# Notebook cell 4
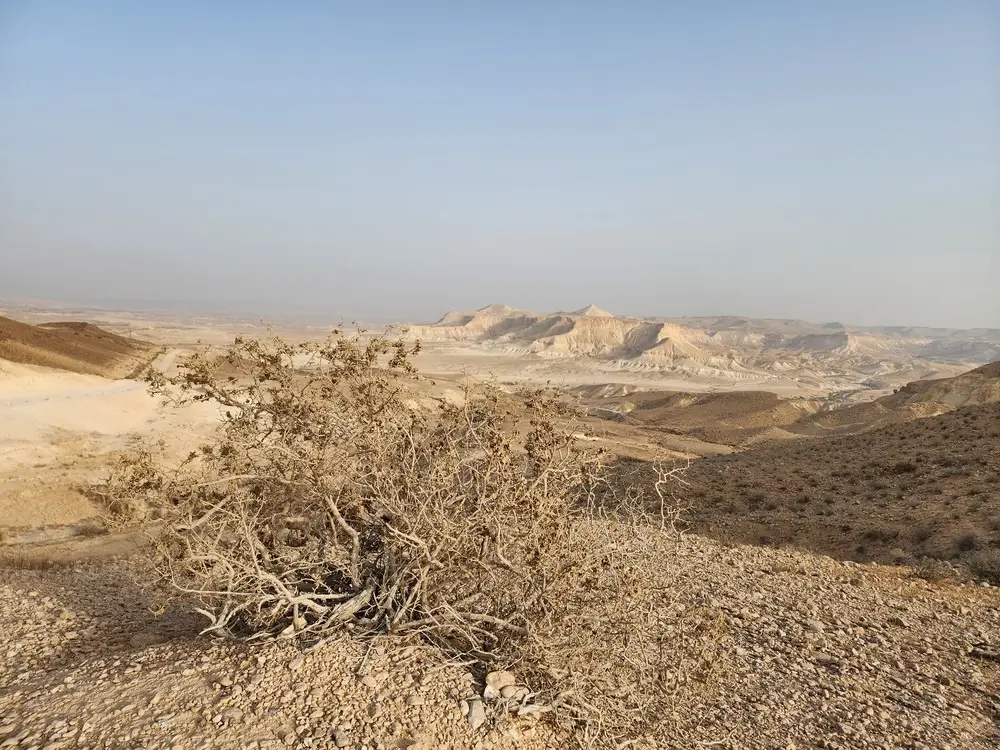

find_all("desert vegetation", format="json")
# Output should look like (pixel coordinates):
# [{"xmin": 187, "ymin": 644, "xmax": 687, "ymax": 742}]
[{"xmin": 95, "ymin": 330, "xmax": 697, "ymax": 745}]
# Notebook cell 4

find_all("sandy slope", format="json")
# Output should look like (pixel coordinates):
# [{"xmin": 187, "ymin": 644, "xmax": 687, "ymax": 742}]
[{"xmin": 0, "ymin": 351, "xmax": 218, "ymax": 532}]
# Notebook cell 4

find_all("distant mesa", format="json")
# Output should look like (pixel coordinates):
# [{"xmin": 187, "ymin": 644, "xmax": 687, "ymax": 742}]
[
  {"xmin": 408, "ymin": 305, "xmax": 1000, "ymax": 377},
  {"xmin": 476, "ymin": 304, "xmax": 523, "ymax": 316},
  {"xmin": 571, "ymin": 304, "xmax": 614, "ymax": 318}
]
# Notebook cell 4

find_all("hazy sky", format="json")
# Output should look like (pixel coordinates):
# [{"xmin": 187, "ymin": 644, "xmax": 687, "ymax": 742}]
[{"xmin": 1, "ymin": 2, "xmax": 998, "ymax": 327}]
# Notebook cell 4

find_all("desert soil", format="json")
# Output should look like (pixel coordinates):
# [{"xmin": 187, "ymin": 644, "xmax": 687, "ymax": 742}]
[
  {"xmin": 2, "ymin": 530, "xmax": 998, "ymax": 749},
  {"xmin": 0, "ymin": 350, "xmax": 218, "ymax": 538}
]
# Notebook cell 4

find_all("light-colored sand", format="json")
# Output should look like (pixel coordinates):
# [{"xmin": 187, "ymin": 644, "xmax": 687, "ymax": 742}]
[
  {"xmin": 0, "ymin": 350, "xmax": 220, "ymax": 531},
  {"xmin": 0, "ymin": 360, "xmax": 112, "ymax": 398}
]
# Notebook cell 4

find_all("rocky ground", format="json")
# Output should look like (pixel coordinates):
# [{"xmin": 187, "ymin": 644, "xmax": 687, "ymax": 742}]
[{"xmin": 2, "ymin": 530, "xmax": 998, "ymax": 750}]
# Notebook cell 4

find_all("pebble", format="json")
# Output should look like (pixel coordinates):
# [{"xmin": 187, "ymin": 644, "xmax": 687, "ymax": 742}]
[
  {"xmin": 485, "ymin": 670, "xmax": 516, "ymax": 691},
  {"xmin": 500, "ymin": 685, "xmax": 527, "ymax": 701},
  {"xmin": 467, "ymin": 699, "xmax": 487, "ymax": 731}
]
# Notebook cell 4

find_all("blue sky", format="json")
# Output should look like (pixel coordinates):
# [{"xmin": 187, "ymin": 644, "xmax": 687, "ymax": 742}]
[{"xmin": 1, "ymin": 1, "xmax": 998, "ymax": 326}]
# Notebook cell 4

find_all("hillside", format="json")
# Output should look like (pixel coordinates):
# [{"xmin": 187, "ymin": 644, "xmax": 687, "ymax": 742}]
[
  {"xmin": 585, "ymin": 363, "xmax": 1000, "ymax": 571},
  {"xmin": 881, "ymin": 361, "xmax": 1000, "ymax": 407},
  {"xmin": 641, "ymin": 402, "xmax": 1000, "ymax": 568},
  {"xmin": 575, "ymin": 360, "xmax": 1000, "ymax": 451},
  {"xmin": 791, "ymin": 361, "xmax": 1000, "ymax": 437},
  {"xmin": 0, "ymin": 316, "xmax": 156, "ymax": 378},
  {"xmin": 575, "ymin": 387, "xmax": 822, "ymax": 446}
]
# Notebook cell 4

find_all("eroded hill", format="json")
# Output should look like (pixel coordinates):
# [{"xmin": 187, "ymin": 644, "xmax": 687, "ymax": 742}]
[{"xmin": 409, "ymin": 304, "xmax": 998, "ymax": 398}]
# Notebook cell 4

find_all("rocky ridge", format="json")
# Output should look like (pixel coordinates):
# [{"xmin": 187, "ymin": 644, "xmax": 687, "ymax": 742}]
[{"xmin": 406, "ymin": 306, "xmax": 998, "ymax": 394}]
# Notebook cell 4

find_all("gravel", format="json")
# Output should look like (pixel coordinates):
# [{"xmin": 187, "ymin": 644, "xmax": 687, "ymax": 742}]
[{"xmin": 1, "ymin": 532, "xmax": 998, "ymax": 749}]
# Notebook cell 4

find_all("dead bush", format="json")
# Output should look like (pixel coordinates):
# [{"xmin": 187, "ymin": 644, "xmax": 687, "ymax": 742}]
[
  {"xmin": 965, "ymin": 549, "xmax": 1000, "ymax": 585},
  {"xmin": 96, "ymin": 330, "xmax": 690, "ymax": 744}
]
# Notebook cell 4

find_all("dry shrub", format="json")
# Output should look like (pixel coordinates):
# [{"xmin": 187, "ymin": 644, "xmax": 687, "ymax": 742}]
[
  {"xmin": 95, "ymin": 445, "xmax": 167, "ymax": 528},
  {"xmin": 0, "ymin": 551, "xmax": 77, "ymax": 571},
  {"xmin": 98, "ymin": 330, "xmax": 694, "ymax": 744},
  {"xmin": 913, "ymin": 557, "xmax": 960, "ymax": 582},
  {"xmin": 965, "ymin": 549, "xmax": 1000, "ymax": 584},
  {"xmin": 954, "ymin": 531, "xmax": 981, "ymax": 553}
]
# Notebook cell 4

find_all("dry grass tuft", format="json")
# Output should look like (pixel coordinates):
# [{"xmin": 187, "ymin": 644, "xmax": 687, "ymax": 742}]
[{"xmin": 0, "ymin": 550, "xmax": 79, "ymax": 570}]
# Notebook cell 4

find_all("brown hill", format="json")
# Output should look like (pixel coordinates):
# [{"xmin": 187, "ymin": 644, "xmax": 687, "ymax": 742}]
[
  {"xmin": 881, "ymin": 360, "xmax": 1000, "ymax": 408},
  {"xmin": 0, "ymin": 316, "xmax": 157, "ymax": 377},
  {"xmin": 791, "ymin": 361, "xmax": 1000, "ymax": 437},
  {"xmin": 579, "ymin": 388, "xmax": 821, "ymax": 446},
  {"xmin": 629, "ymin": 402, "xmax": 1000, "ymax": 569}
]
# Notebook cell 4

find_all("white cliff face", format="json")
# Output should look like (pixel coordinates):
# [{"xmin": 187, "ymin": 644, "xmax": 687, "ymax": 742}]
[{"xmin": 406, "ymin": 306, "xmax": 1000, "ymax": 390}]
